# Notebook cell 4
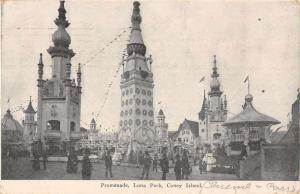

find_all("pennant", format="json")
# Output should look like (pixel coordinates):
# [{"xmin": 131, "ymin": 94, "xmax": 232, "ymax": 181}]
[
  {"xmin": 244, "ymin": 75, "xmax": 249, "ymax": 83},
  {"xmin": 199, "ymin": 76, "xmax": 205, "ymax": 83}
]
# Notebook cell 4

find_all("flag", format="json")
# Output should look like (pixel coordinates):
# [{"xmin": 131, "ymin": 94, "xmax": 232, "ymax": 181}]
[
  {"xmin": 261, "ymin": 89, "xmax": 265, "ymax": 93},
  {"xmin": 158, "ymin": 101, "xmax": 162, "ymax": 104},
  {"xmin": 244, "ymin": 75, "xmax": 249, "ymax": 83},
  {"xmin": 199, "ymin": 76, "xmax": 205, "ymax": 83}
]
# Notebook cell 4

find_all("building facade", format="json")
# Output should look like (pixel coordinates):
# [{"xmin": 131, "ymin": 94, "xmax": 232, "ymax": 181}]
[
  {"xmin": 36, "ymin": 0, "xmax": 82, "ymax": 154},
  {"xmin": 172, "ymin": 119, "xmax": 200, "ymax": 154},
  {"xmin": 198, "ymin": 55, "xmax": 228, "ymax": 147},
  {"xmin": 118, "ymin": 1, "xmax": 155, "ymax": 156}
]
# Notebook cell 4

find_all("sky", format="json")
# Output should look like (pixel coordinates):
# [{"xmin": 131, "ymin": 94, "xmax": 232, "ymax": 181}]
[{"xmin": 1, "ymin": 0, "xmax": 299, "ymax": 132}]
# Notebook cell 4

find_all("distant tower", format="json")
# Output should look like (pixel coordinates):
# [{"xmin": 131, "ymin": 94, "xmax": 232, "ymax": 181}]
[
  {"xmin": 36, "ymin": 0, "xmax": 82, "ymax": 153},
  {"xmin": 199, "ymin": 55, "xmax": 227, "ymax": 146},
  {"xmin": 118, "ymin": 1, "xmax": 155, "ymax": 154},
  {"xmin": 90, "ymin": 118, "xmax": 96, "ymax": 131},
  {"xmin": 155, "ymin": 109, "xmax": 169, "ymax": 142},
  {"xmin": 23, "ymin": 96, "xmax": 37, "ymax": 147}
]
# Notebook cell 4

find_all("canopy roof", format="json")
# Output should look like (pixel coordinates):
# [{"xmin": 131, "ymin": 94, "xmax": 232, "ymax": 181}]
[{"xmin": 223, "ymin": 94, "xmax": 280, "ymax": 126}]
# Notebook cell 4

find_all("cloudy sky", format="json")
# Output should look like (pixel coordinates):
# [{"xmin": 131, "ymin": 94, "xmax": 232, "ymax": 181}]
[{"xmin": 2, "ymin": 0, "xmax": 299, "ymax": 132}]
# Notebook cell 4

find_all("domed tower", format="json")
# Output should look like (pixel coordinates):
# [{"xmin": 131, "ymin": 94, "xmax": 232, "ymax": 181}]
[
  {"xmin": 204, "ymin": 55, "xmax": 228, "ymax": 146},
  {"xmin": 118, "ymin": 1, "xmax": 155, "ymax": 154},
  {"xmin": 23, "ymin": 96, "xmax": 37, "ymax": 146},
  {"xmin": 36, "ymin": 0, "xmax": 82, "ymax": 154}
]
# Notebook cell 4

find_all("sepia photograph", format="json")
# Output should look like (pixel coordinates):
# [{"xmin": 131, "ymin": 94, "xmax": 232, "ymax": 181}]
[{"xmin": 1, "ymin": 0, "xmax": 299, "ymax": 182}]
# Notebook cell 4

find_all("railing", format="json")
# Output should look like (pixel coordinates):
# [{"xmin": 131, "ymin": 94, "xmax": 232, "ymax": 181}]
[
  {"xmin": 231, "ymin": 133, "xmax": 260, "ymax": 142},
  {"xmin": 231, "ymin": 134, "xmax": 245, "ymax": 142},
  {"xmin": 70, "ymin": 131, "xmax": 83, "ymax": 140},
  {"xmin": 44, "ymin": 129, "xmax": 62, "ymax": 139}
]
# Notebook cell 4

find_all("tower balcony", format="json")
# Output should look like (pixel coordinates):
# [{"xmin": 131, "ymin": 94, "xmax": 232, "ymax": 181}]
[
  {"xmin": 70, "ymin": 131, "xmax": 83, "ymax": 140},
  {"xmin": 44, "ymin": 129, "xmax": 62, "ymax": 140}
]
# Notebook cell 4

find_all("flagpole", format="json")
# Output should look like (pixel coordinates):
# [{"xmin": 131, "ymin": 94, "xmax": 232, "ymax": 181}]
[{"xmin": 248, "ymin": 76, "xmax": 250, "ymax": 94}]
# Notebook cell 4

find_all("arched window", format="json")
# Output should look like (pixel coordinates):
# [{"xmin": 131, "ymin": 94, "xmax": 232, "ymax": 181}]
[
  {"xmin": 70, "ymin": 122, "xmax": 76, "ymax": 132},
  {"xmin": 47, "ymin": 120, "xmax": 60, "ymax": 131}
]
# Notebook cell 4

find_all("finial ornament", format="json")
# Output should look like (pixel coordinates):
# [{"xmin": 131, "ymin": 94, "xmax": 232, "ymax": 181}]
[
  {"xmin": 131, "ymin": 1, "xmax": 142, "ymax": 29},
  {"xmin": 38, "ymin": 53, "xmax": 44, "ymax": 80},
  {"xmin": 55, "ymin": 0, "xmax": 70, "ymax": 27}
]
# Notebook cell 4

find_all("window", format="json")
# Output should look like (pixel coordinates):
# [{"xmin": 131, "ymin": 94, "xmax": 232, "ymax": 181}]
[
  {"xmin": 201, "ymin": 129, "xmax": 205, "ymax": 133},
  {"xmin": 70, "ymin": 122, "xmax": 75, "ymax": 132},
  {"xmin": 47, "ymin": 120, "xmax": 60, "ymax": 131}
]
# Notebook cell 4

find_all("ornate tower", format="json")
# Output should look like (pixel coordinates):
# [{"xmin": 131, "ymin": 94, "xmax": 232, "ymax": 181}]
[
  {"xmin": 23, "ymin": 96, "xmax": 37, "ymax": 147},
  {"xmin": 36, "ymin": 0, "xmax": 82, "ymax": 153},
  {"xmin": 118, "ymin": 1, "xmax": 155, "ymax": 154},
  {"xmin": 199, "ymin": 55, "xmax": 227, "ymax": 146},
  {"xmin": 155, "ymin": 109, "xmax": 169, "ymax": 142}
]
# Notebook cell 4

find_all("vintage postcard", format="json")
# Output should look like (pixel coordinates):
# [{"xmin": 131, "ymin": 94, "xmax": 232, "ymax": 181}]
[{"xmin": 0, "ymin": 0, "xmax": 299, "ymax": 193}]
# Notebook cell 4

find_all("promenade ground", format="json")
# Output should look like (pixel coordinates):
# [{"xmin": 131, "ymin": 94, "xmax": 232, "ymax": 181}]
[{"xmin": 2, "ymin": 157, "xmax": 237, "ymax": 180}]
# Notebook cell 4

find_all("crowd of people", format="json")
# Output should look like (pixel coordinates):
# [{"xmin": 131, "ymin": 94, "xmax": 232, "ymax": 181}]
[{"xmin": 27, "ymin": 142, "xmax": 224, "ymax": 180}]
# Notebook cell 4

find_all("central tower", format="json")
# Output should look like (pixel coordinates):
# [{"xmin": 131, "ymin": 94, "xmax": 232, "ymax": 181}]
[{"xmin": 118, "ymin": 1, "xmax": 155, "ymax": 155}]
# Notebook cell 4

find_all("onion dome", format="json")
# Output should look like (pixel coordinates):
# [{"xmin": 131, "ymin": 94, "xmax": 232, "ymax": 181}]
[
  {"xmin": 1, "ymin": 109, "xmax": 24, "ymax": 132},
  {"xmin": 223, "ymin": 94, "xmax": 280, "ymax": 126},
  {"xmin": 127, "ymin": 1, "xmax": 146, "ymax": 56},
  {"xmin": 24, "ymin": 96, "xmax": 36, "ymax": 114},
  {"xmin": 52, "ymin": 0, "xmax": 71, "ymax": 48},
  {"xmin": 52, "ymin": 26, "xmax": 71, "ymax": 47}
]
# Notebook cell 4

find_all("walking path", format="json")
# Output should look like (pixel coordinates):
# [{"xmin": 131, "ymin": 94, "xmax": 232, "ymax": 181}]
[{"xmin": 2, "ymin": 158, "xmax": 237, "ymax": 180}]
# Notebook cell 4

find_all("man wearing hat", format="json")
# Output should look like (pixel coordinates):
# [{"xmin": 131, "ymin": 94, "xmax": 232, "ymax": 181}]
[{"xmin": 141, "ymin": 151, "xmax": 151, "ymax": 179}]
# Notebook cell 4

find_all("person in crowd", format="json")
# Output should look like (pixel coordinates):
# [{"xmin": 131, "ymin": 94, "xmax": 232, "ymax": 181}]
[
  {"xmin": 141, "ymin": 151, "xmax": 151, "ymax": 179},
  {"xmin": 31, "ymin": 141, "xmax": 41, "ymax": 171},
  {"xmin": 152, "ymin": 153, "xmax": 158, "ymax": 172},
  {"xmin": 160, "ymin": 153, "xmax": 169, "ymax": 180},
  {"xmin": 67, "ymin": 148, "xmax": 78, "ymax": 173},
  {"xmin": 198, "ymin": 155, "xmax": 203, "ymax": 174},
  {"xmin": 104, "ymin": 150, "xmax": 113, "ymax": 178},
  {"xmin": 42, "ymin": 149, "xmax": 48, "ymax": 170},
  {"xmin": 81, "ymin": 148, "xmax": 92, "ymax": 180},
  {"xmin": 202, "ymin": 155, "xmax": 207, "ymax": 173},
  {"xmin": 174, "ymin": 154, "xmax": 182, "ymax": 180},
  {"xmin": 240, "ymin": 142, "xmax": 248, "ymax": 160},
  {"xmin": 182, "ymin": 150, "xmax": 190, "ymax": 180}
]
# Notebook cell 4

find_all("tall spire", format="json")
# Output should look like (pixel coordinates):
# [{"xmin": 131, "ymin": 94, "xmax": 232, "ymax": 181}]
[
  {"xmin": 212, "ymin": 55, "xmax": 219, "ymax": 78},
  {"xmin": 48, "ymin": 0, "xmax": 74, "ymax": 58},
  {"xmin": 77, "ymin": 63, "xmax": 82, "ymax": 87},
  {"xmin": 54, "ymin": 0, "xmax": 70, "ymax": 28},
  {"xmin": 198, "ymin": 90, "xmax": 206, "ymax": 120},
  {"xmin": 24, "ymin": 96, "xmax": 36, "ymax": 114},
  {"xmin": 209, "ymin": 55, "xmax": 222, "ymax": 94},
  {"xmin": 38, "ymin": 53, "xmax": 44, "ymax": 80},
  {"xmin": 127, "ymin": 1, "xmax": 146, "ymax": 56}
]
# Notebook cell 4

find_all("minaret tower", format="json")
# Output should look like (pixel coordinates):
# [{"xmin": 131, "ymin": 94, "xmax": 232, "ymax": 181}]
[
  {"xmin": 36, "ymin": 0, "xmax": 82, "ymax": 153},
  {"xmin": 118, "ymin": 1, "xmax": 155, "ymax": 154}
]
